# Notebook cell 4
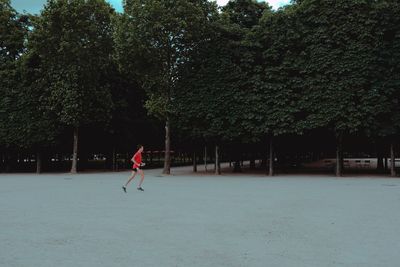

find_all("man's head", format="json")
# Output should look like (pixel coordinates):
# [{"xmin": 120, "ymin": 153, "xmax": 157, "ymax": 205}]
[{"xmin": 137, "ymin": 145, "xmax": 144, "ymax": 152}]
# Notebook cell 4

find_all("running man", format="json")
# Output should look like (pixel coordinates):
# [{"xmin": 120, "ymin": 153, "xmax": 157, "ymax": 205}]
[{"xmin": 122, "ymin": 145, "xmax": 145, "ymax": 192}]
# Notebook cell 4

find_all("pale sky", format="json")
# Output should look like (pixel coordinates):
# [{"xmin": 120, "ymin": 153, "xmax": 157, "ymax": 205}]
[{"xmin": 12, "ymin": 0, "xmax": 292, "ymax": 14}]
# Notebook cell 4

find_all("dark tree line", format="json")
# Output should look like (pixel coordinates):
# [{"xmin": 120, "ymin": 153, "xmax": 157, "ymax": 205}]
[
  {"xmin": 1, "ymin": 0, "xmax": 399, "ymax": 176},
  {"xmin": 174, "ymin": 0, "xmax": 400, "ymax": 176}
]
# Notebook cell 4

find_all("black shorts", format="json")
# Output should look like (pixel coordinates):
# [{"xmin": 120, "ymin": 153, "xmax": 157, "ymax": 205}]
[{"xmin": 132, "ymin": 167, "xmax": 140, "ymax": 172}]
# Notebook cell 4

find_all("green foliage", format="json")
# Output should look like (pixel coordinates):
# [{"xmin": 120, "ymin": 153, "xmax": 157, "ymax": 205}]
[
  {"xmin": 371, "ymin": 0, "xmax": 400, "ymax": 137},
  {"xmin": 175, "ymin": 0, "xmax": 400, "ymax": 145},
  {"xmin": 256, "ymin": 0, "xmax": 398, "ymax": 139},
  {"xmin": 0, "ymin": 0, "xmax": 27, "ymax": 64},
  {"xmin": 0, "ymin": 0, "xmax": 30, "ymax": 148},
  {"xmin": 296, "ymin": 0, "xmax": 387, "ymax": 135},
  {"xmin": 174, "ymin": 27, "xmax": 247, "ymax": 141},
  {"xmin": 222, "ymin": 0, "xmax": 268, "ymax": 29},
  {"xmin": 29, "ymin": 0, "xmax": 115, "ymax": 127},
  {"xmin": 2, "ymin": 0, "xmax": 400, "ymax": 171},
  {"xmin": 115, "ymin": 0, "xmax": 218, "ymax": 119},
  {"xmin": 3, "ymin": 52, "xmax": 61, "ymax": 149},
  {"xmin": 256, "ymin": 6, "xmax": 306, "ymax": 136},
  {"xmin": 173, "ymin": 0, "xmax": 268, "ymax": 143}
]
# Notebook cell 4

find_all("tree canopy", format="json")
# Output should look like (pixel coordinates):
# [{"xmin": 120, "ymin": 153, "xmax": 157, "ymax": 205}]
[{"xmin": 1, "ymin": 0, "xmax": 400, "ymax": 175}]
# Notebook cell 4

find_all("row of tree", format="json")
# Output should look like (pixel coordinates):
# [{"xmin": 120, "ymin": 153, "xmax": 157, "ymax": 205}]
[
  {"xmin": 1, "ymin": 0, "xmax": 399, "ymax": 176},
  {"xmin": 172, "ymin": 0, "xmax": 400, "ymax": 176},
  {"xmin": 0, "ymin": 0, "xmax": 163, "ymax": 173}
]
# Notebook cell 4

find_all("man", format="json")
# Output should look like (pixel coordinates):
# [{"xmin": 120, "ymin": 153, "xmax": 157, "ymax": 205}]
[{"xmin": 122, "ymin": 145, "xmax": 145, "ymax": 192}]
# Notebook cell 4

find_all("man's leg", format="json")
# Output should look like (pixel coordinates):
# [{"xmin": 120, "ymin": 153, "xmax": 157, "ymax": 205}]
[
  {"xmin": 123, "ymin": 171, "xmax": 137, "ymax": 192},
  {"xmin": 137, "ymin": 169, "xmax": 145, "ymax": 190}
]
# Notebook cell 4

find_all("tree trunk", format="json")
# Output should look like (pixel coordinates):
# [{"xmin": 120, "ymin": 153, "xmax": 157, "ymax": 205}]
[
  {"xmin": 163, "ymin": 118, "xmax": 171, "ymax": 174},
  {"xmin": 215, "ymin": 145, "xmax": 221, "ymax": 175},
  {"xmin": 112, "ymin": 146, "xmax": 117, "ymax": 171},
  {"xmin": 385, "ymin": 157, "xmax": 388, "ymax": 171},
  {"xmin": 233, "ymin": 148, "xmax": 242, "ymax": 173},
  {"xmin": 36, "ymin": 151, "xmax": 42, "ymax": 174},
  {"xmin": 260, "ymin": 159, "xmax": 266, "ymax": 168},
  {"xmin": 250, "ymin": 153, "xmax": 256, "ymax": 169},
  {"xmin": 233, "ymin": 160, "xmax": 241, "ymax": 172},
  {"xmin": 204, "ymin": 146, "xmax": 207, "ymax": 172},
  {"xmin": 335, "ymin": 134, "xmax": 343, "ymax": 177},
  {"xmin": 0, "ymin": 153, "xmax": 3, "ymax": 172},
  {"xmin": 193, "ymin": 151, "xmax": 197, "ymax": 172},
  {"xmin": 2, "ymin": 153, "xmax": 7, "ymax": 172},
  {"xmin": 390, "ymin": 142, "xmax": 396, "ymax": 177},
  {"xmin": 5, "ymin": 154, "xmax": 10, "ymax": 172},
  {"xmin": 377, "ymin": 154, "xmax": 384, "ymax": 171},
  {"xmin": 70, "ymin": 126, "xmax": 79, "ymax": 174},
  {"xmin": 269, "ymin": 136, "xmax": 274, "ymax": 176},
  {"xmin": 214, "ymin": 151, "xmax": 216, "ymax": 172}
]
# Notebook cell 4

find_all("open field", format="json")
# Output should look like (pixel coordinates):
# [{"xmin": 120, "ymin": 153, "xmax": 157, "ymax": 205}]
[{"xmin": 1, "ymin": 166, "xmax": 400, "ymax": 267}]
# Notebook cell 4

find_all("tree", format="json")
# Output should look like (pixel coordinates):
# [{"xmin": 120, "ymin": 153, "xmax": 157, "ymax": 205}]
[
  {"xmin": 8, "ymin": 50, "xmax": 61, "ymax": 173},
  {"xmin": 0, "ymin": 0, "xmax": 29, "ymax": 170},
  {"xmin": 29, "ymin": 0, "xmax": 115, "ymax": 173},
  {"xmin": 102, "ymin": 59, "xmax": 161, "ymax": 170},
  {"xmin": 173, "ymin": 0, "xmax": 269, "ymax": 173},
  {"xmin": 0, "ymin": 0, "xmax": 26, "ymax": 64},
  {"xmin": 115, "ymin": 0, "xmax": 218, "ymax": 174},
  {"xmin": 372, "ymin": 0, "xmax": 400, "ymax": 176},
  {"xmin": 254, "ymin": 0, "xmax": 391, "ymax": 176},
  {"xmin": 254, "ymin": 4, "xmax": 307, "ymax": 175},
  {"xmin": 296, "ymin": 0, "xmax": 391, "ymax": 176}
]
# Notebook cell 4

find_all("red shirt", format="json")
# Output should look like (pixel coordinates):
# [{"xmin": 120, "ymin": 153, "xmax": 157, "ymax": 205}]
[{"xmin": 132, "ymin": 151, "xmax": 142, "ymax": 168}]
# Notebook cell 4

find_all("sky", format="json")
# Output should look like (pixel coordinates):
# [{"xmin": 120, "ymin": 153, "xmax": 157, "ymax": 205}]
[{"xmin": 11, "ymin": 0, "xmax": 291, "ymax": 14}]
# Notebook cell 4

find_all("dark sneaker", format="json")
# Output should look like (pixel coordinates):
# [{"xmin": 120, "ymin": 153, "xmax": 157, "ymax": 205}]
[
  {"xmin": 122, "ymin": 186, "xmax": 127, "ymax": 193},
  {"xmin": 137, "ymin": 187, "xmax": 144, "ymax": 191}
]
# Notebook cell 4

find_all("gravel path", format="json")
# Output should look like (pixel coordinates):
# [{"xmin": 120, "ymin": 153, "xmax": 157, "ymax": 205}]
[{"xmin": 1, "ymin": 166, "xmax": 399, "ymax": 267}]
